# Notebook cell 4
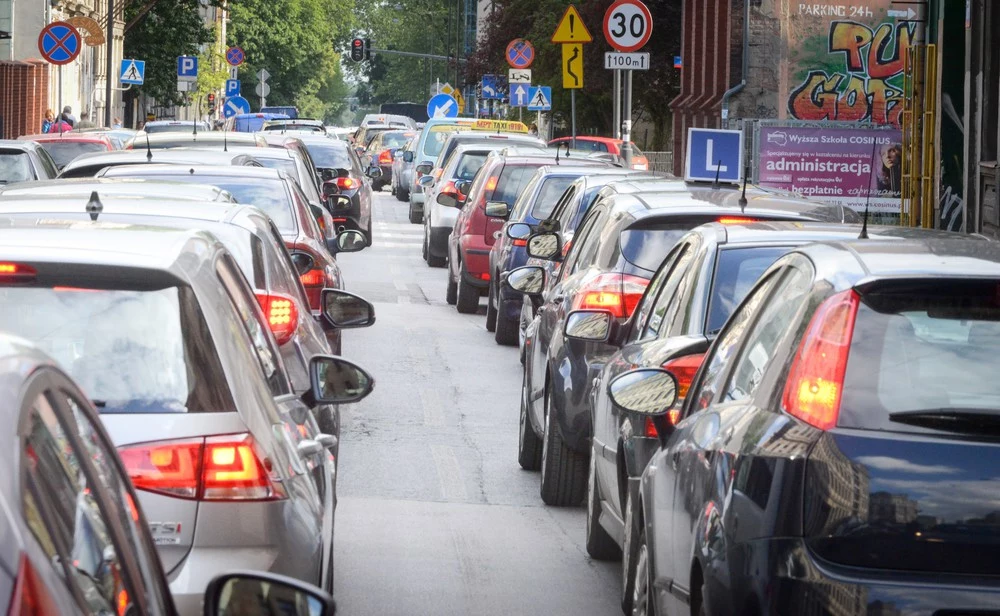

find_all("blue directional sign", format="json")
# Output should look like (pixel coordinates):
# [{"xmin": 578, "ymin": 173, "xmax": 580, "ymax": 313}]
[
  {"xmin": 510, "ymin": 83, "xmax": 530, "ymax": 108},
  {"xmin": 685, "ymin": 128, "xmax": 743, "ymax": 184},
  {"xmin": 225, "ymin": 79, "xmax": 241, "ymax": 97},
  {"xmin": 120, "ymin": 59, "xmax": 145, "ymax": 85},
  {"xmin": 223, "ymin": 95, "xmax": 251, "ymax": 118},
  {"xmin": 177, "ymin": 55, "xmax": 198, "ymax": 79},
  {"xmin": 526, "ymin": 86, "xmax": 551, "ymax": 111},
  {"xmin": 427, "ymin": 93, "xmax": 458, "ymax": 119},
  {"xmin": 481, "ymin": 74, "xmax": 502, "ymax": 100}
]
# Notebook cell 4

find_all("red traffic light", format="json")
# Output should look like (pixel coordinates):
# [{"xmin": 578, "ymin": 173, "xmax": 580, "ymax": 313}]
[
  {"xmin": 351, "ymin": 37, "xmax": 365, "ymax": 61},
  {"xmin": 207, "ymin": 93, "xmax": 216, "ymax": 102}
]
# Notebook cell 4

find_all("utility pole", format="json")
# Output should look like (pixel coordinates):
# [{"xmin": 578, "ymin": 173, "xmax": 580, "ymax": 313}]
[{"xmin": 104, "ymin": 0, "xmax": 113, "ymax": 127}]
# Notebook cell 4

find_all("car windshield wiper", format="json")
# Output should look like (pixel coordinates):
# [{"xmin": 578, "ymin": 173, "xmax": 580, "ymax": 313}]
[
  {"xmin": 888, "ymin": 408, "xmax": 1000, "ymax": 436},
  {"xmin": 90, "ymin": 399, "xmax": 106, "ymax": 408}
]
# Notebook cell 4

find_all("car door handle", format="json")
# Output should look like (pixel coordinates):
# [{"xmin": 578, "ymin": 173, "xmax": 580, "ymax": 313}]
[
  {"xmin": 316, "ymin": 433, "xmax": 338, "ymax": 451},
  {"xmin": 297, "ymin": 439, "xmax": 323, "ymax": 458}
]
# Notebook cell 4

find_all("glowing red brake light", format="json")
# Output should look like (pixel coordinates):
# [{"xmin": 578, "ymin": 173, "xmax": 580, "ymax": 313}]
[
  {"xmin": 378, "ymin": 149, "xmax": 393, "ymax": 164},
  {"xmin": 512, "ymin": 239, "xmax": 527, "ymax": 247},
  {"xmin": 299, "ymin": 268, "xmax": 324, "ymax": 287},
  {"xmin": 782, "ymin": 289, "xmax": 859, "ymax": 430},
  {"xmin": 0, "ymin": 263, "xmax": 36, "ymax": 282},
  {"xmin": 255, "ymin": 292, "xmax": 299, "ymax": 346},
  {"xmin": 717, "ymin": 217, "xmax": 759, "ymax": 225},
  {"xmin": 573, "ymin": 273, "xmax": 650, "ymax": 318},
  {"xmin": 485, "ymin": 176, "xmax": 499, "ymax": 192},
  {"xmin": 8, "ymin": 553, "xmax": 59, "ymax": 615},
  {"xmin": 118, "ymin": 434, "xmax": 284, "ymax": 502},
  {"xmin": 662, "ymin": 353, "xmax": 706, "ymax": 401},
  {"xmin": 336, "ymin": 177, "xmax": 357, "ymax": 190}
]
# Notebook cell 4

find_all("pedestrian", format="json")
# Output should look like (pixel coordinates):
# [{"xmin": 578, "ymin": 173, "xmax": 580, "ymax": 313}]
[
  {"xmin": 112, "ymin": 117, "xmax": 122, "ymax": 129},
  {"xmin": 528, "ymin": 123, "xmax": 538, "ymax": 136},
  {"xmin": 48, "ymin": 116, "xmax": 73, "ymax": 133},
  {"xmin": 41, "ymin": 109, "xmax": 54, "ymax": 134},
  {"xmin": 76, "ymin": 111, "xmax": 96, "ymax": 130}
]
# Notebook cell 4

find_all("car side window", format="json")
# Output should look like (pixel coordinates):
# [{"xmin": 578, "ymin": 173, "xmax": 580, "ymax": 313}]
[
  {"xmin": 686, "ymin": 270, "xmax": 784, "ymax": 416},
  {"xmin": 724, "ymin": 265, "xmax": 812, "ymax": 403},
  {"xmin": 216, "ymin": 254, "xmax": 292, "ymax": 396},
  {"xmin": 266, "ymin": 222, "xmax": 313, "ymax": 310},
  {"xmin": 645, "ymin": 245, "xmax": 696, "ymax": 339},
  {"xmin": 629, "ymin": 244, "xmax": 685, "ymax": 342},
  {"xmin": 569, "ymin": 210, "xmax": 608, "ymax": 276},
  {"xmin": 20, "ymin": 388, "xmax": 134, "ymax": 614},
  {"xmin": 660, "ymin": 246, "xmax": 704, "ymax": 337},
  {"xmin": 558, "ymin": 209, "xmax": 600, "ymax": 280},
  {"xmin": 549, "ymin": 185, "xmax": 577, "ymax": 224}
]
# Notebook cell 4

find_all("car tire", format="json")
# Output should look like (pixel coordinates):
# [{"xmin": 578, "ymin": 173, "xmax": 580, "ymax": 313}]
[
  {"xmin": 486, "ymin": 282, "xmax": 498, "ymax": 332},
  {"xmin": 630, "ymin": 516, "xmax": 653, "ymax": 616},
  {"xmin": 366, "ymin": 217, "xmax": 373, "ymax": 247},
  {"xmin": 586, "ymin": 450, "xmax": 621, "ymax": 561},
  {"xmin": 456, "ymin": 272, "xmax": 478, "ymax": 314},
  {"xmin": 539, "ymin": 384, "xmax": 588, "ymax": 506},
  {"xmin": 494, "ymin": 309, "xmax": 518, "ymax": 346},
  {"xmin": 422, "ymin": 231, "xmax": 429, "ymax": 262},
  {"xmin": 427, "ymin": 251, "xmax": 446, "ymax": 268},
  {"xmin": 397, "ymin": 187, "xmax": 409, "ymax": 203},
  {"xmin": 517, "ymin": 371, "xmax": 542, "ymax": 470},
  {"xmin": 446, "ymin": 274, "xmax": 457, "ymax": 305},
  {"xmin": 408, "ymin": 199, "xmax": 420, "ymax": 223},
  {"xmin": 621, "ymin": 490, "xmax": 640, "ymax": 614}
]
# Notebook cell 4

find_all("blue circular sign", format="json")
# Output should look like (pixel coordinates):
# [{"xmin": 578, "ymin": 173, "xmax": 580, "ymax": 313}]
[
  {"xmin": 506, "ymin": 39, "xmax": 534, "ymax": 69},
  {"xmin": 226, "ymin": 46, "xmax": 245, "ymax": 67},
  {"xmin": 38, "ymin": 21, "xmax": 81, "ymax": 66},
  {"xmin": 427, "ymin": 93, "xmax": 459, "ymax": 119},
  {"xmin": 224, "ymin": 95, "xmax": 252, "ymax": 118}
]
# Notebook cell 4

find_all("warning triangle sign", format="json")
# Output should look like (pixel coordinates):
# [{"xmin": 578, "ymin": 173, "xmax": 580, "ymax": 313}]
[{"xmin": 551, "ymin": 5, "xmax": 592, "ymax": 44}]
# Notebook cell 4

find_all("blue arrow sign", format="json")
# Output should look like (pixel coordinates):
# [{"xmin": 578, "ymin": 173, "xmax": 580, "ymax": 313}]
[
  {"xmin": 482, "ymin": 74, "xmax": 502, "ymax": 100},
  {"xmin": 177, "ymin": 55, "xmax": 198, "ymax": 79},
  {"xmin": 225, "ymin": 79, "xmax": 241, "ymax": 97},
  {"xmin": 427, "ymin": 93, "xmax": 458, "ymax": 119},
  {"xmin": 685, "ymin": 128, "xmax": 743, "ymax": 184},
  {"xmin": 526, "ymin": 86, "xmax": 551, "ymax": 111},
  {"xmin": 224, "ymin": 95, "xmax": 251, "ymax": 118},
  {"xmin": 510, "ymin": 84, "xmax": 530, "ymax": 108},
  {"xmin": 120, "ymin": 59, "xmax": 145, "ymax": 85}
]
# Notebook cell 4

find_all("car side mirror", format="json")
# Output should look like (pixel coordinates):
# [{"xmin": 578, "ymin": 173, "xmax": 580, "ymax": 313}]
[
  {"xmin": 309, "ymin": 355, "xmax": 374, "ymax": 404},
  {"xmin": 321, "ymin": 168, "xmax": 336, "ymax": 182},
  {"xmin": 485, "ymin": 201, "xmax": 509, "ymax": 219},
  {"xmin": 403, "ymin": 151, "xmax": 414, "ymax": 163},
  {"xmin": 366, "ymin": 166, "xmax": 382, "ymax": 179},
  {"xmin": 418, "ymin": 176, "xmax": 434, "ymax": 187},
  {"xmin": 327, "ymin": 195, "xmax": 351, "ymax": 210},
  {"xmin": 526, "ymin": 232, "xmax": 561, "ymax": 260},
  {"xmin": 506, "ymin": 222, "xmax": 532, "ymax": 240},
  {"xmin": 455, "ymin": 180, "xmax": 472, "ymax": 197},
  {"xmin": 335, "ymin": 229, "xmax": 367, "ymax": 253},
  {"xmin": 416, "ymin": 162, "xmax": 433, "ymax": 175},
  {"xmin": 608, "ymin": 368, "xmax": 679, "ymax": 418},
  {"xmin": 290, "ymin": 251, "xmax": 314, "ymax": 276},
  {"xmin": 564, "ymin": 310, "xmax": 614, "ymax": 342},
  {"xmin": 504, "ymin": 265, "xmax": 545, "ymax": 296},
  {"xmin": 437, "ymin": 192, "xmax": 458, "ymax": 208},
  {"xmin": 321, "ymin": 288, "xmax": 375, "ymax": 328},
  {"xmin": 203, "ymin": 571, "xmax": 336, "ymax": 616}
]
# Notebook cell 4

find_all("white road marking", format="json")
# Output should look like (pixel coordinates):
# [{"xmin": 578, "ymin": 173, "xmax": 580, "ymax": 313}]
[{"xmin": 431, "ymin": 444, "xmax": 468, "ymax": 501}]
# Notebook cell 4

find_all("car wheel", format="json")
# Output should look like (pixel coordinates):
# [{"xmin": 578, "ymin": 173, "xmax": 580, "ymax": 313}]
[
  {"xmin": 422, "ymin": 230, "xmax": 429, "ymax": 262},
  {"xmin": 397, "ymin": 187, "xmax": 409, "ymax": 202},
  {"xmin": 456, "ymin": 272, "xmax": 478, "ymax": 314},
  {"xmin": 539, "ymin": 383, "xmax": 588, "ymax": 506},
  {"xmin": 408, "ymin": 198, "xmax": 420, "ymax": 222},
  {"xmin": 486, "ymin": 282, "xmax": 498, "ymax": 332},
  {"xmin": 517, "ymin": 370, "xmax": 542, "ymax": 470},
  {"xmin": 621, "ymin": 490, "xmax": 640, "ymax": 614},
  {"xmin": 630, "ymin": 520, "xmax": 653, "ymax": 616},
  {"xmin": 366, "ymin": 217, "xmax": 373, "ymax": 247},
  {"xmin": 494, "ymin": 305, "xmax": 518, "ymax": 347},
  {"xmin": 586, "ymin": 449, "xmax": 621, "ymax": 560},
  {"xmin": 446, "ymin": 273, "xmax": 457, "ymax": 305}
]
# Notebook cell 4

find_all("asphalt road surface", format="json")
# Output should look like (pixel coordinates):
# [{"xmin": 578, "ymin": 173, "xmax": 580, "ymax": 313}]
[{"xmin": 332, "ymin": 190, "xmax": 620, "ymax": 615}]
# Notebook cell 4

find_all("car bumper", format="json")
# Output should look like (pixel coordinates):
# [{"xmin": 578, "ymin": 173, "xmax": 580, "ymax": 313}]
[{"xmin": 459, "ymin": 236, "xmax": 491, "ymax": 279}]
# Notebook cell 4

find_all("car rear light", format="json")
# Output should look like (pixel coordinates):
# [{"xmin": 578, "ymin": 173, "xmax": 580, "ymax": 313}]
[
  {"xmin": 118, "ymin": 434, "xmax": 284, "ymax": 502},
  {"xmin": 485, "ymin": 176, "xmax": 499, "ymax": 192},
  {"xmin": 478, "ymin": 272, "xmax": 490, "ymax": 281},
  {"xmin": 573, "ymin": 273, "xmax": 649, "ymax": 319},
  {"xmin": 8, "ymin": 553, "xmax": 59, "ymax": 615},
  {"xmin": 717, "ymin": 217, "xmax": 760, "ymax": 225},
  {"xmin": 662, "ymin": 353, "xmax": 706, "ymax": 401},
  {"xmin": 298, "ymin": 268, "xmax": 324, "ymax": 309},
  {"xmin": 0, "ymin": 263, "xmax": 36, "ymax": 283},
  {"xmin": 255, "ymin": 292, "xmax": 299, "ymax": 346},
  {"xmin": 336, "ymin": 177, "xmax": 357, "ymax": 190},
  {"xmin": 378, "ymin": 149, "xmax": 393, "ymax": 164},
  {"xmin": 433, "ymin": 168, "xmax": 444, "ymax": 181},
  {"xmin": 512, "ymin": 239, "xmax": 527, "ymax": 247},
  {"xmin": 781, "ymin": 289, "xmax": 859, "ymax": 430}
]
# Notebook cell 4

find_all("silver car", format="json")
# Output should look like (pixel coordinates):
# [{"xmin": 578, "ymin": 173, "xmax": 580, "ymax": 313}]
[
  {"xmin": 0, "ymin": 221, "xmax": 372, "ymax": 613},
  {"xmin": 392, "ymin": 137, "xmax": 417, "ymax": 203}
]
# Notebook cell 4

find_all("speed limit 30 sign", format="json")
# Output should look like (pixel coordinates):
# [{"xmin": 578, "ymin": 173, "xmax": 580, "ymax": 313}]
[{"xmin": 603, "ymin": 0, "xmax": 653, "ymax": 52}]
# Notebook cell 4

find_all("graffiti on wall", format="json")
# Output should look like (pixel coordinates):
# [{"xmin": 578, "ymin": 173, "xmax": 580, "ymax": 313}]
[{"xmin": 786, "ymin": 18, "xmax": 914, "ymax": 128}]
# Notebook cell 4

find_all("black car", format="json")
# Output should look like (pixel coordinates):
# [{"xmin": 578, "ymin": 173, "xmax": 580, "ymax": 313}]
[
  {"xmin": 611, "ymin": 235, "xmax": 1000, "ymax": 616},
  {"xmin": 0, "ymin": 139, "xmax": 59, "ymax": 183},
  {"xmin": 507, "ymin": 180, "xmax": 860, "ymax": 507},
  {"xmin": 298, "ymin": 135, "xmax": 378, "ymax": 245}
]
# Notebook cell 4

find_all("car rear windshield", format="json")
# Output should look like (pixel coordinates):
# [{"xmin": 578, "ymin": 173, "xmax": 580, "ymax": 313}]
[
  {"xmin": 38, "ymin": 142, "xmax": 109, "ymax": 168},
  {"xmin": 707, "ymin": 246, "xmax": 791, "ymax": 333},
  {"xmin": 143, "ymin": 123, "xmax": 193, "ymax": 133},
  {"xmin": 492, "ymin": 165, "xmax": 538, "ymax": 206},
  {"xmin": 0, "ymin": 285, "xmax": 236, "ymax": 414},
  {"xmin": 455, "ymin": 153, "xmax": 488, "ymax": 181},
  {"xmin": 255, "ymin": 157, "xmax": 297, "ymax": 175},
  {"xmin": 619, "ymin": 218, "xmax": 721, "ymax": 272},
  {"xmin": 424, "ymin": 129, "xmax": 459, "ymax": 158},
  {"xmin": 382, "ymin": 132, "xmax": 414, "ymax": 148},
  {"xmin": 531, "ymin": 177, "xmax": 577, "ymax": 219},
  {"xmin": 302, "ymin": 142, "xmax": 351, "ymax": 170},
  {"xmin": 841, "ymin": 280, "xmax": 1000, "ymax": 433},
  {"xmin": 0, "ymin": 151, "xmax": 34, "ymax": 183}
]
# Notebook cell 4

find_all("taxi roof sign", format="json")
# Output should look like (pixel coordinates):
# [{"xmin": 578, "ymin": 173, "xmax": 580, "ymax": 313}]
[
  {"xmin": 551, "ymin": 5, "xmax": 593, "ymax": 44},
  {"xmin": 472, "ymin": 120, "xmax": 528, "ymax": 133}
]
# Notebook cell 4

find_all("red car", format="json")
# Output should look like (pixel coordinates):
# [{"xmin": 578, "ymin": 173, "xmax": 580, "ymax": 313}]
[
  {"xmin": 547, "ymin": 136, "xmax": 650, "ymax": 170},
  {"xmin": 17, "ymin": 133, "xmax": 114, "ymax": 170}
]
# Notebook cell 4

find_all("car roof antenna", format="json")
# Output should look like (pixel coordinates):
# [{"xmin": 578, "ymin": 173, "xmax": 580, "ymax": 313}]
[
  {"xmin": 859, "ymin": 138, "xmax": 878, "ymax": 240},
  {"xmin": 86, "ymin": 191, "xmax": 103, "ymax": 221},
  {"xmin": 738, "ymin": 165, "xmax": 749, "ymax": 211},
  {"xmin": 223, "ymin": 122, "xmax": 228, "ymax": 152},
  {"xmin": 711, "ymin": 160, "xmax": 722, "ymax": 190},
  {"xmin": 555, "ymin": 144, "xmax": 561, "ymax": 165},
  {"xmin": 145, "ymin": 132, "xmax": 153, "ymax": 162}
]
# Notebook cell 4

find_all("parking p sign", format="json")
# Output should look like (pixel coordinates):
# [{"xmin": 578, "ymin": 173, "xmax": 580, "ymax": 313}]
[
  {"xmin": 685, "ymin": 128, "xmax": 743, "ymax": 184},
  {"xmin": 177, "ymin": 55, "xmax": 198, "ymax": 81}
]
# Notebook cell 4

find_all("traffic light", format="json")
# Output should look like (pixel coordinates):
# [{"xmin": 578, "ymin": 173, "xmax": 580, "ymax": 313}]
[
  {"xmin": 364, "ymin": 39, "xmax": 371, "ymax": 59},
  {"xmin": 207, "ymin": 93, "xmax": 216, "ymax": 104},
  {"xmin": 351, "ymin": 38, "xmax": 364, "ymax": 61}
]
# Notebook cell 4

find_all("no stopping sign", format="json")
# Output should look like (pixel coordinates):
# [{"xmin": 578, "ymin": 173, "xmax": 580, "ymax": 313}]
[{"xmin": 603, "ymin": 0, "xmax": 653, "ymax": 52}]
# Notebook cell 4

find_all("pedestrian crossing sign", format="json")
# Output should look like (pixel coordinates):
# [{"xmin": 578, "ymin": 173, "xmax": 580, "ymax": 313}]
[
  {"xmin": 527, "ymin": 86, "xmax": 552, "ymax": 111},
  {"xmin": 120, "ymin": 59, "xmax": 145, "ymax": 85}
]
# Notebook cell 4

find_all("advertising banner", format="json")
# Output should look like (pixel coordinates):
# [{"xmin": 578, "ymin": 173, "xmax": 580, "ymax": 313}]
[{"xmin": 757, "ymin": 125, "xmax": 902, "ymax": 213}]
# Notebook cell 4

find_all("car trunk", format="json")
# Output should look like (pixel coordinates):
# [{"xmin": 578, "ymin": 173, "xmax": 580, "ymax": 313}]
[
  {"xmin": 803, "ymin": 279, "xmax": 1000, "ymax": 575},
  {"xmin": 101, "ymin": 413, "xmax": 249, "ymax": 574}
]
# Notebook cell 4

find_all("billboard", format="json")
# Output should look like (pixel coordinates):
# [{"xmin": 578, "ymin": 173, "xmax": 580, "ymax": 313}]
[{"xmin": 757, "ymin": 125, "xmax": 902, "ymax": 213}]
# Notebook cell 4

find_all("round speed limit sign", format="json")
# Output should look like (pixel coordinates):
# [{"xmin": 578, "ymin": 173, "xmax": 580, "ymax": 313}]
[{"xmin": 603, "ymin": 0, "xmax": 653, "ymax": 52}]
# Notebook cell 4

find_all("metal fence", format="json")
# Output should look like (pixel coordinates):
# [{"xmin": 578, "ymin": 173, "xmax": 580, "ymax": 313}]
[{"xmin": 644, "ymin": 151, "xmax": 673, "ymax": 174}]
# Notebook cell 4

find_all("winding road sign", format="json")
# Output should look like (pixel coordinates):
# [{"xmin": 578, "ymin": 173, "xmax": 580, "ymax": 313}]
[
  {"xmin": 506, "ymin": 39, "xmax": 535, "ymax": 69},
  {"xmin": 38, "ymin": 21, "xmax": 81, "ymax": 65}
]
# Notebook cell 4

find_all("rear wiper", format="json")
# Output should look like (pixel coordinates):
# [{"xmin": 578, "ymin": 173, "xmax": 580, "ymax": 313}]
[
  {"xmin": 91, "ymin": 399, "xmax": 106, "ymax": 408},
  {"xmin": 888, "ymin": 408, "xmax": 1000, "ymax": 436}
]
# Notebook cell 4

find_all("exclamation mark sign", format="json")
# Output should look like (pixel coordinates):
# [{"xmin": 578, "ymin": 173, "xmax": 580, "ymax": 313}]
[{"xmin": 569, "ymin": 14, "xmax": 575, "ymax": 35}]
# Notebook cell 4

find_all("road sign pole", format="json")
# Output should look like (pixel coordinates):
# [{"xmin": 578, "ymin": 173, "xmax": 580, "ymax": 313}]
[
  {"xmin": 58, "ymin": 65, "xmax": 63, "ymax": 131},
  {"xmin": 613, "ymin": 69, "xmax": 621, "ymax": 140},
  {"xmin": 622, "ymin": 70, "xmax": 633, "ymax": 167},
  {"xmin": 571, "ymin": 89, "xmax": 577, "ymax": 149},
  {"xmin": 105, "ymin": 0, "xmax": 113, "ymax": 127}
]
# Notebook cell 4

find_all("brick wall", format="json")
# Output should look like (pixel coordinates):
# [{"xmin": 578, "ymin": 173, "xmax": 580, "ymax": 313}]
[{"xmin": 0, "ymin": 60, "xmax": 49, "ymax": 139}]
